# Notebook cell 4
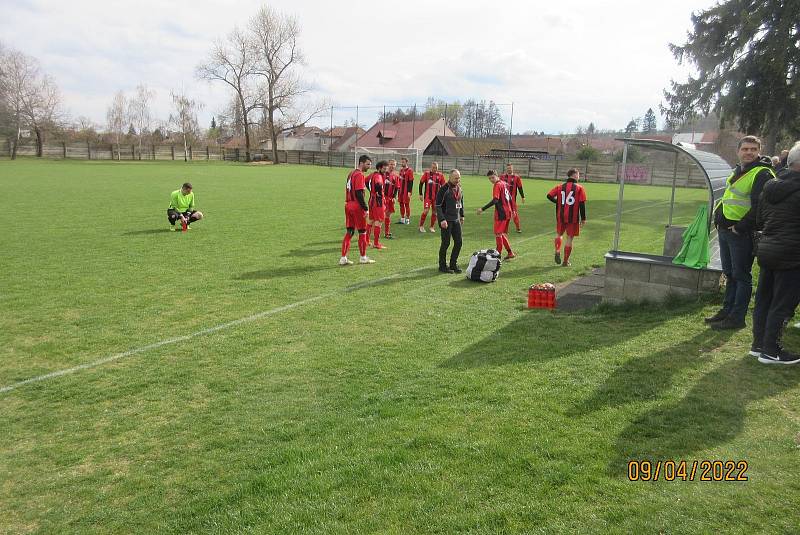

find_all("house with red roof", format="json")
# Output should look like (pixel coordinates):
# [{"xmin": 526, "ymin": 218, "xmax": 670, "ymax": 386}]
[{"xmin": 355, "ymin": 118, "xmax": 455, "ymax": 151}]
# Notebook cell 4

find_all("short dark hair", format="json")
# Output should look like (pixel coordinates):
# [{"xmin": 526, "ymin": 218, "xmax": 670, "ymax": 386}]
[
  {"xmin": 400, "ymin": 157, "xmax": 408, "ymax": 162},
  {"xmin": 738, "ymin": 135, "xmax": 762, "ymax": 149},
  {"xmin": 486, "ymin": 170, "xmax": 497, "ymax": 176},
  {"xmin": 566, "ymin": 168, "xmax": 579, "ymax": 179},
  {"xmin": 358, "ymin": 155, "xmax": 372, "ymax": 164},
  {"xmin": 182, "ymin": 182, "xmax": 193, "ymax": 189},
  {"xmin": 376, "ymin": 160, "xmax": 388, "ymax": 170}
]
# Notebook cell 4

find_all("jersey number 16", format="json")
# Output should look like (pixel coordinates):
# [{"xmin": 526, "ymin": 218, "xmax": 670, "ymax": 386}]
[{"xmin": 561, "ymin": 190, "xmax": 576, "ymax": 206}]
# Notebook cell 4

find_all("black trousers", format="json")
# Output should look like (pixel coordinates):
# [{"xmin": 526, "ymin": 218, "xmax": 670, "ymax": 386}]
[
  {"xmin": 752, "ymin": 266, "xmax": 800, "ymax": 354},
  {"xmin": 439, "ymin": 220, "xmax": 462, "ymax": 268}
]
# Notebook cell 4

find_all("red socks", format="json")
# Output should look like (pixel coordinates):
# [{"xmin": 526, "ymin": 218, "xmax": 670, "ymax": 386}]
[
  {"xmin": 495, "ymin": 236, "xmax": 504, "ymax": 254},
  {"xmin": 502, "ymin": 235, "xmax": 512, "ymax": 254},
  {"xmin": 564, "ymin": 246, "xmax": 572, "ymax": 264},
  {"xmin": 419, "ymin": 213, "xmax": 427, "ymax": 227},
  {"xmin": 358, "ymin": 233, "xmax": 367, "ymax": 256},
  {"xmin": 341, "ymin": 233, "xmax": 352, "ymax": 257},
  {"xmin": 373, "ymin": 225, "xmax": 381, "ymax": 246},
  {"xmin": 430, "ymin": 214, "xmax": 437, "ymax": 228},
  {"xmin": 554, "ymin": 236, "xmax": 563, "ymax": 252},
  {"xmin": 384, "ymin": 216, "xmax": 391, "ymax": 236}
]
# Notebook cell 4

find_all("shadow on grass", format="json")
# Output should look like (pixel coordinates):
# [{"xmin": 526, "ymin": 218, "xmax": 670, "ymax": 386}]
[
  {"xmin": 235, "ymin": 264, "xmax": 338, "ymax": 280},
  {"xmin": 571, "ymin": 329, "xmax": 735, "ymax": 418},
  {"xmin": 122, "ymin": 228, "xmax": 175, "ymax": 236},
  {"xmin": 609, "ymin": 356, "xmax": 800, "ymax": 471},
  {"xmin": 440, "ymin": 298, "xmax": 708, "ymax": 369},
  {"xmin": 281, "ymin": 246, "xmax": 340, "ymax": 258}
]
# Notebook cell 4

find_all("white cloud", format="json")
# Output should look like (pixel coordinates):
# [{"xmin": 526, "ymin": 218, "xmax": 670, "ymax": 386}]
[{"xmin": 0, "ymin": 0, "xmax": 715, "ymax": 133}]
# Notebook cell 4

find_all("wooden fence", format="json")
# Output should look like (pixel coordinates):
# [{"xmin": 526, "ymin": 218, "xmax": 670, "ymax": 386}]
[{"xmin": 0, "ymin": 138, "xmax": 713, "ymax": 188}]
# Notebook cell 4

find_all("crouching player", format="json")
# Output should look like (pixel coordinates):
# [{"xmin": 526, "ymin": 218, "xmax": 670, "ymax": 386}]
[
  {"xmin": 340, "ymin": 155, "xmax": 375, "ymax": 265},
  {"xmin": 547, "ymin": 168, "xmax": 587, "ymax": 267},
  {"xmin": 476, "ymin": 170, "xmax": 516, "ymax": 260},
  {"xmin": 168, "ymin": 182, "xmax": 203, "ymax": 230}
]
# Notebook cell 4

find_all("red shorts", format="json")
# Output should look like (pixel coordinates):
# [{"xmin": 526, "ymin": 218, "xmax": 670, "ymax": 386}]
[
  {"xmin": 557, "ymin": 221, "xmax": 581, "ymax": 237},
  {"xmin": 399, "ymin": 195, "xmax": 411, "ymax": 204},
  {"xmin": 493, "ymin": 218, "xmax": 510, "ymax": 234},
  {"xmin": 385, "ymin": 199, "xmax": 396, "ymax": 214},
  {"xmin": 510, "ymin": 200, "xmax": 518, "ymax": 213},
  {"xmin": 369, "ymin": 206, "xmax": 385, "ymax": 221},
  {"xmin": 345, "ymin": 203, "xmax": 367, "ymax": 231},
  {"xmin": 423, "ymin": 200, "xmax": 434, "ymax": 210}
]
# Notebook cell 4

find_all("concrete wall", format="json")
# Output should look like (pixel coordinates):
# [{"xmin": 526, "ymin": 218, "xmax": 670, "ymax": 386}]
[{"xmin": 604, "ymin": 253, "xmax": 721, "ymax": 303}]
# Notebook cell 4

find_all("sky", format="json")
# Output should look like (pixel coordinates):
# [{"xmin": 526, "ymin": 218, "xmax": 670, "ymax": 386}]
[{"xmin": 0, "ymin": 0, "xmax": 719, "ymax": 135}]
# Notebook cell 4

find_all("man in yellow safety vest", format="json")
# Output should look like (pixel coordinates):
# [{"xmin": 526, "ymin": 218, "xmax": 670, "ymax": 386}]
[{"xmin": 706, "ymin": 135, "xmax": 776, "ymax": 330}]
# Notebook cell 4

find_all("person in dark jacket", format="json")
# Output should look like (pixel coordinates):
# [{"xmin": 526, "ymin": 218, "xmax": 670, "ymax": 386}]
[
  {"xmin": 751, "ymin": 142, "xmax": 800, "ymax": 365},
  {"xmin": 706, "ymin": 135, "xmax": 776, "ymax": 330},
  {"xmin": 435, "ymin": 170, "xmax": 465, "ymax": 273}
]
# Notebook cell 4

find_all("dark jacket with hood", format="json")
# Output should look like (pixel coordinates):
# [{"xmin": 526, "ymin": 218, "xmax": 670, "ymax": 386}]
[
  {"xmin": 756, "ymin": 168, "xmax": 800, "ymax": 271},
  {"xmin": 714, "ymin": 155, "xmax": 775, "ymax": 234}
]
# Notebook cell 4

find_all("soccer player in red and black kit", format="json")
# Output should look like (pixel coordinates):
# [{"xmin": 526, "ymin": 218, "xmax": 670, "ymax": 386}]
[
  {"xmin": 340, "ymin": 155, "xmax": 375, "ymax": 265},
  {"xmin": 500, "ymin": 163, "xmax": 525, "ymax": 233},
  {"xmin": 547, "ymin": 168, "xmax": 587, "ymax": 267},
  {"xmin": 418, "ymin": 161, "xmax": 446, "ymax": 233},
  {"xmin": 383, "ymin": 159, "xmax": 400, "ymax": 238},
  {"xmin": 477, "ymin": 169, "xmax": 516, "ymax": 260},
  {"xmin": 366, "ymin": 160, "xmax": 389, "ymax": 250},
  {"xmin": 398, "ymin": 157, "xmax": 414, "ymax": 224}
]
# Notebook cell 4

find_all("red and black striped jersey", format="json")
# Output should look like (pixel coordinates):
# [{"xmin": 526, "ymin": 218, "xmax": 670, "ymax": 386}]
[
  {"xmin": 399, "ymin": 167, "xmax": 414, "ymax": 196},
  {"xmin": 548, "ymin": 180, "xmax": 587, "ymax": 224},
  {"xmin": 368, "ymin": 172, "xmax": 384, "ymax": 208},
  {"xmin": 420, "ymin": 171, "xmax": 445, "ymax": 202},
  {"xmin": 493, "ymin": 180, "xmax": 514, "ymax": 221},
  {"xmin": 500, "ymin": 173, "xmax": 524, "ymax": 201},
  {"xmin": 385, "ymin": 172, "xmax": 400, "ymax": 200},
  {"xmin": 346, "ymin": 169, "xmax": 366, "ymax": 204}
]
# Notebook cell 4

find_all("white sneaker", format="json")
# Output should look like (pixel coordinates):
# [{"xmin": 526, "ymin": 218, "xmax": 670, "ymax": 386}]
[
  {"xmin": 419, "ymin": 227, "xmax": 426, "ymax": 233},
  {"xmin": 359, "ymin": 256, "xmax": 375, "ymax": 264},
  {"xmin": 429, "ymin": 227, "xmax": 436, "ymax": 233},
  {"xmin": 339, "ymin": 256, "xmax": 353, "ymax": 266}
]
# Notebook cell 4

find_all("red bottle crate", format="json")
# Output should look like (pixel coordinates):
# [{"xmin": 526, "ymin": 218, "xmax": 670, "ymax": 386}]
[{"xmin": 528, "ymin": 284, "xmax": 556, "ymax": 309}]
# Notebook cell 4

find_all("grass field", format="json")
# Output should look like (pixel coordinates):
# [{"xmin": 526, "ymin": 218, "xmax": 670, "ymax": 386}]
[{"xmin": 1, "ymin": 159, "xmax": 799, "ymax": 534}]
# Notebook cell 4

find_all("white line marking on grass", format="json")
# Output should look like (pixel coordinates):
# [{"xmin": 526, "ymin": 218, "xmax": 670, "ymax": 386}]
[
  {"xmin": 0, "ymin": 294, "xmax": 330, "ymax": 395},
  {"xmin": 0, "ymin": 200, "xmax": 671, "ymax": 395}
]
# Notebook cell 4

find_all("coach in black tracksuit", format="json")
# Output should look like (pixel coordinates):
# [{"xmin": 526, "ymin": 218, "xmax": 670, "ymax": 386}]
[{"xmin": 436, "ymin": 170, "xmax": 465, "ymax": 273}]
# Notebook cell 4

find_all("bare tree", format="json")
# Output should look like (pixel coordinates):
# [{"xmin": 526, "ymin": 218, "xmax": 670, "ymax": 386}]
[
  {"xmin": 106, "ymin": 91, "xmax": 127, "ymax": 160},
  {"xmin": 169, "ymin": 89, "xmax": 203, "ymax": 162},
  {"xmin": 128, "ymin": 84, "xmax": 154, "ymax": 159},
  {"xmin": 197, "ymin": 27, "xmax": 259, "ymax": 161},
  {"xmin": 20, "ymin": 72, "xmax": 61, "ymax": 157},
  {"xmin": 249, "ymin": 5, "xmax": 325, "ymax": 164},
  {"xmin": 1, "ymin": 47, "xmax": 40, "ymax": 159}
]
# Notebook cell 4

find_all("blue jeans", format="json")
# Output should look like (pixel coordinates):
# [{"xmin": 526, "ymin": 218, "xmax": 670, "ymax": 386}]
[{"xmin": 717, "ymin": 227, "xmax": 754, "ymax": 322}]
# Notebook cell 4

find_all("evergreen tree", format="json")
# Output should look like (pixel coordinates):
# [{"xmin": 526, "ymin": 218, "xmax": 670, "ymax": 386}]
[
  {"xmin": 624, "ymin": 119, "xmax": 638, "ymax": 135},
  {"xmin": 662, "ymin": 0, "xmax": 800, "ymax": 153},
  {"xmin": 210, "ymin": 116, "xmax": 217, "ymax": 129},
  {"xmin": 642, "ymin": 108, "xmax": 657, "ymax": 133}
]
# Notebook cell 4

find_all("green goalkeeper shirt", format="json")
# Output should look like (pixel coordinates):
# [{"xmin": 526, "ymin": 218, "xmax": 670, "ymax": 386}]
[{"xmin": 169, "ymin": 190, "xmax": 195, "ymax": 212}]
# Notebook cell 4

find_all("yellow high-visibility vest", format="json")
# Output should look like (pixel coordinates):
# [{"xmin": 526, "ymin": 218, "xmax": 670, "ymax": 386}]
[{"xmin": 718, "ymin": 165, "xmax": 775, "ymax": 221}]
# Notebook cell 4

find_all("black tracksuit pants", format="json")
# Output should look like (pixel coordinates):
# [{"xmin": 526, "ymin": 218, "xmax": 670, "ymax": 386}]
[
  {"xmin": 752, "ymin": 266, "xmax": 800, "ymax": 354},
  {"xmin": 439, "ymin": 220, "xmax": 462, "ymax": 268}
]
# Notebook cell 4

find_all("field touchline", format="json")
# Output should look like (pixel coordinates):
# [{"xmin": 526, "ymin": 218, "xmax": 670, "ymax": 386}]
[{"xmin": 0, "ymin": 199, "xmax": 673, "ymax": 395}]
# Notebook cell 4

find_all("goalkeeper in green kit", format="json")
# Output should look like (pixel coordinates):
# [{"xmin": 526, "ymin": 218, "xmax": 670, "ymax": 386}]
[{"xmin": 167, "ymin": 182, "xmax": 204, "ymax": 231}]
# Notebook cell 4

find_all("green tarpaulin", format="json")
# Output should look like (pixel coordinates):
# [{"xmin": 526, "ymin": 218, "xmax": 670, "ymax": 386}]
[{"xmin": 672, "ymin": 204, "xmax": 710, "ymax": 269}]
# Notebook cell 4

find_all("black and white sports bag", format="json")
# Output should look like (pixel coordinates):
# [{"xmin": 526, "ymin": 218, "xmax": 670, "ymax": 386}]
[{"xmin": 466, "ymin": 249, "xmax": 502, "ymax": 282}]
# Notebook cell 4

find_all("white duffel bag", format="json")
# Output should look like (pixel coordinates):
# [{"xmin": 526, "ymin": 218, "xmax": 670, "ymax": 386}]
[{"xmin": 466, "ymin": 249, "xmax": 502, "ymax": 282}]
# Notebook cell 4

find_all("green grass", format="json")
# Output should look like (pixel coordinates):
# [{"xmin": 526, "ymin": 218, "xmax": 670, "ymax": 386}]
[{"xmin": 1, "ymin": 159, "xmax": 798, "ymax": 534}]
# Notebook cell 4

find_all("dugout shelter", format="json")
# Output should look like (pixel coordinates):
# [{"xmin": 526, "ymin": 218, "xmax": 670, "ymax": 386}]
[{"xmin": 604, "ymin": 138, "xmax": 730, "ymax": 303}]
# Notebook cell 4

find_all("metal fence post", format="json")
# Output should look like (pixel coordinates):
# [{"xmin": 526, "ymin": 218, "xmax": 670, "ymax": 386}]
[
  {"xmin": 171, "ymin": 145, "xmax": 175, "ymax": 160},
  {"xmin": 62, "ymin": 142, "xmax": 67, "ymax": 159}
]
